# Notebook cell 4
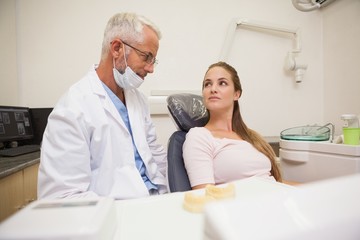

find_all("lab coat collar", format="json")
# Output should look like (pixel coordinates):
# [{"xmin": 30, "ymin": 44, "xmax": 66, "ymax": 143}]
[{"xmin": 87, "ymin": 65, "xmax": 129, "ymax": 133}]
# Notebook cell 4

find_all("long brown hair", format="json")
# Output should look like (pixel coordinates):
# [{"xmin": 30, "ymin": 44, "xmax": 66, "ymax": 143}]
[{"xmin": 204, "ymin": 62, "xmax": 282, "ymax": 182}]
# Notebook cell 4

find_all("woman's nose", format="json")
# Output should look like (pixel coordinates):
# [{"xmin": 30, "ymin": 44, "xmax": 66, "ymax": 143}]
[{"xmin": 210, "ymin": 84, "xmax": 217, "ymax": 93}]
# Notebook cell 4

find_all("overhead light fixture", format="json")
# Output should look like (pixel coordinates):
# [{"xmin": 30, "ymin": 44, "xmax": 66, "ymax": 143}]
[{"xmin": 291, "ymin": 0, "xmax": 337, "ymax": 12}]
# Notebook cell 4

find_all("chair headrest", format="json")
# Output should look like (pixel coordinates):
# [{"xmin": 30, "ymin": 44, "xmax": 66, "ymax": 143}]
[{"xmin": 166, "ymin": 93, "xmax": 209, "ymax": 132}]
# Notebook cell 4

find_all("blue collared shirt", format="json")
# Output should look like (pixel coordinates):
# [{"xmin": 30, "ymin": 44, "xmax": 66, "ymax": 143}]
[{"xmin": 102, "ymin": 83, "xmax": 157, "ymax": 191}]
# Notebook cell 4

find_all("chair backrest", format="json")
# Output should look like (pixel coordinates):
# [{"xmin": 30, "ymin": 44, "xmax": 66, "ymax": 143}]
[
  {"xmin": 166, "ymin": 93, "xmax": 208, "ymax": 192},
  {"xmin": 167, "ymin": 131, "xmax": 191, "ymax": 192}
]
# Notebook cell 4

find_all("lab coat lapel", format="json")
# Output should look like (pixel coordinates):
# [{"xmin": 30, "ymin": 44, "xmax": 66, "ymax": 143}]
[
  {"xmin": 125, "ymin": 90, "xmax": 151, "ymax": 164},
  {"xmin": 89, "ymin": 73, "xmax": 129, "ymax": 132},
  {"xmin": 125, "ymin": 90, "xmax": 145, "ymax": 136}
]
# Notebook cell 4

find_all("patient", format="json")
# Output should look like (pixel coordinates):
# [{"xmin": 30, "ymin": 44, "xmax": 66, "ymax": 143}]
[{"xmin": 182, "ymin": 61, "xmax": 282, "ymax": 189}]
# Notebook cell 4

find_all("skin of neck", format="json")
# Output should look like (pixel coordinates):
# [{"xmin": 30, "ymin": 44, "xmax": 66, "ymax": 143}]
[
  {"xmin": 96, "ymin": 52, "xmax": 125, "ymax": 100},
  {"xmin": 206, "ymin": 110, "xmax": 233, "ymax": 132}
]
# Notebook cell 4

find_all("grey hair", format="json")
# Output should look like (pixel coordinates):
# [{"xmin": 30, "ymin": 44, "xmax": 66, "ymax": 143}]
[{"xmin": 100, "ymin": 12, "xmax": 161, "ymax": 60}]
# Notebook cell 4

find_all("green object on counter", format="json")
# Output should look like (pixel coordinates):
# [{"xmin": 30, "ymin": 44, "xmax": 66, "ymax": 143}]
[{"xmin": 343, "ymin": 128, "xmax": 360, "ymax": 145}]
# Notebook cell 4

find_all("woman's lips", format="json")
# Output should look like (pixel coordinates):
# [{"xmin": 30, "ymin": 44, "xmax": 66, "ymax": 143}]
[{"xmin": 208, "ymin": 96, "xmax": 220, "ymax": 100}]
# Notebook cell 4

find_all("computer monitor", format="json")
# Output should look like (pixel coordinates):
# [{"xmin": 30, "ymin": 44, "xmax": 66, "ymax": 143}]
[
  {"xmin": 29, "ymin": 108, "xmax": 53, "ymax": 145},
  {"xmin": 0, "ymin": 106, "xmax": 35, "ymax": 144}
]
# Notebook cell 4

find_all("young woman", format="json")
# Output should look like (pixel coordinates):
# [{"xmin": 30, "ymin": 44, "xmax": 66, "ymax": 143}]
[{"xmin": 183, "ymin": 62, "xmax": 282, "ymax": 189}]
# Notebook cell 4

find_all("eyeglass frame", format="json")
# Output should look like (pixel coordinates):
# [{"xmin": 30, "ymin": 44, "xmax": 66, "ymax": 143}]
[{"xmin": 121, "ymin": 40, "xmax": 158, "ymax": 65}]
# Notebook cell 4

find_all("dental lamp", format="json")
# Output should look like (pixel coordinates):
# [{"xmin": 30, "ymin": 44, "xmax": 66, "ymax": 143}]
[
  {"xmin": 291, "ymin": 0, "xmax": 337, "ymax": 12},
  {"xmin": 292, "ymin": 0, "xmax": 320, "ymax": 12}
]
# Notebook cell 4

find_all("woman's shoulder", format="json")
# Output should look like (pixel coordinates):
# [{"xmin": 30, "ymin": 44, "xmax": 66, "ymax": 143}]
[
  {"xmin": 187, "ymin": 127, "xmax": 212, "ymax": 135},
  {"xmin": 186, "ymin": 127, "xmax": 213, "ymax": 141},
  {"xmin": 184, "ymin": 127, "xmax": 214, "ymax": 149}
]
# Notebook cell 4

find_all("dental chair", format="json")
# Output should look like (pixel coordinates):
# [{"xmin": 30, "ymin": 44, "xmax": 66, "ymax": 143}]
[{"xmin": 166, "ymin": 93, "xmax": 209, "ymax": 192}]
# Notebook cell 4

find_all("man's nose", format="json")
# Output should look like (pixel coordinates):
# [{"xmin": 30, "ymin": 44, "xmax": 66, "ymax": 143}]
[{"xmin": 144, "ymin": 63, "xmax": 155, "ymax": 74}]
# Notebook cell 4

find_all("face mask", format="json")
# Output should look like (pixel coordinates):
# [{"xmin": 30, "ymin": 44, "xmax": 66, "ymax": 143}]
[{"xmin": 113, "ymin": 45, "xmax": 144, "ymax": 90}]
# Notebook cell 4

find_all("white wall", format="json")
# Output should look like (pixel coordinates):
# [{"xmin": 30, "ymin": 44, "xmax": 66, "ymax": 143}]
[
  {"xmin": 1, "ymin": 0, "xmax": 359, "ymax": 147},
  {"xmin": 0, "ymin": 0, "xmax": 18, "ymax": 105},
  {"xmin": 322, "ymin": 0, "xmax": 360, "ymax": 134}
]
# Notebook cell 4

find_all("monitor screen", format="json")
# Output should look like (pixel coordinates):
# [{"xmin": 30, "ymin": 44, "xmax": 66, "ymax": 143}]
[
  {"xmin": 0, "ymin": 106, "xmax": 34, "ymax": 143},
  {"xmin": 30, "ymin": 108, "xmax": 53, "ymax": 145}
]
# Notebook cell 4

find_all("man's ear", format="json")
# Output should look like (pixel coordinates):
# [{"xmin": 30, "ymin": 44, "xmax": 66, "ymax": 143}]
[{"xmin": 110, "ymin": 39, "xmax": 123, "ymax": 58}]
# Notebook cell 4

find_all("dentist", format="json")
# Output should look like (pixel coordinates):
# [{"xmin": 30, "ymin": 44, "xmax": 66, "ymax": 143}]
[{"xmin": 38, "ymin": 12, "xmax": 167, "ymax": 199}]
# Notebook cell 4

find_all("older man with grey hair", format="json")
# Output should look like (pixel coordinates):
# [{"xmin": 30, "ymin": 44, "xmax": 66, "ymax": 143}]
[{"xmin": 38, "ymin": 12, "xmax": 167, "ymax": 200}]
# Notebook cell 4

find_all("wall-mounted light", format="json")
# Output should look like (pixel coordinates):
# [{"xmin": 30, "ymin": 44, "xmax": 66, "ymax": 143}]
[
  {"xmin": 219, "ymin": 19, "xmax": 308, "ymax": 83},
  {"xmin": 292, "ymin": 0, "xmax": 337, "ymax": 12}
]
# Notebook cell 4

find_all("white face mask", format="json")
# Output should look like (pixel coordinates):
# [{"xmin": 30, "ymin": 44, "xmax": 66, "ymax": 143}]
[{"xmin": 113, "ymin": 45, "xmax": 144, "ymax": 90}]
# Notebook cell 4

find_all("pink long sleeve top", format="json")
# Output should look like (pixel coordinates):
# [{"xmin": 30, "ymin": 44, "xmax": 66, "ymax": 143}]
[{"xmin": 183, "ymin": 127, "xmax": 275, "ymax": 187}]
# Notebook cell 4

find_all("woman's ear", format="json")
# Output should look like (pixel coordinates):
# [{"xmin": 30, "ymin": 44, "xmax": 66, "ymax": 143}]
[{"xmin": 234, "ymin": 90, "xmax": 241, "ymax": 101}]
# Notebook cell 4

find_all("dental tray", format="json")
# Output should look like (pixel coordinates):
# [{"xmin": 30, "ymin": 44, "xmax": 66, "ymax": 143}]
[{"xmin": 280, "ymin": 125, "xmax": 330, "ymax": 141}]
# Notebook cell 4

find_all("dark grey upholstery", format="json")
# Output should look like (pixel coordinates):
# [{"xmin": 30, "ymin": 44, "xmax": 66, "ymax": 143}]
[
  {"xmin": 166, "ymin": 93, "xmax": 208, "ymax": 192},
  {"xmin": 167, "ymin": 131, "xmax": 191, "ymax": 192},
  {"xmin": 167, "ymin": 93, "xmax": 209, "ymax": 132}
]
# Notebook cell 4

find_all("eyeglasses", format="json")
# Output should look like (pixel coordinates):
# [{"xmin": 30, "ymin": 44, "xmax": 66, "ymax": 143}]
[{"xmin": 122, "ymin": 41, "xmax": 158, "ymax": 65}]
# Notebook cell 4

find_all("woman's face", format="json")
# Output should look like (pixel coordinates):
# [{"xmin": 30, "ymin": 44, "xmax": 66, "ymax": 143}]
[{"xmin": 202, "ymin": 66, "xmax": 240, "ymax": 113}]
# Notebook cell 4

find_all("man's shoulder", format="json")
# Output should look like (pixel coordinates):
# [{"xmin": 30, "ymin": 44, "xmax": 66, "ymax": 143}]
[
  {"xmin": 67, "ymin": 70, "xmax": 102, "ymax": 96},
  {"xmin": 74, "ymin": 69, "xmax": 99, "ymax": 87}
]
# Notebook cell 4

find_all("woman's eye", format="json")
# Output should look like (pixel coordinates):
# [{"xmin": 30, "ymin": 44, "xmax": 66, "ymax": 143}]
[{"xmin": 220, "ymin": 81, "xmax": 227, "ymax": 86}]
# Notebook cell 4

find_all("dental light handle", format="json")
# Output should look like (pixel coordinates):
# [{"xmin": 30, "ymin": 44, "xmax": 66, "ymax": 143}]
[{"xmin": 285, "ymin": 52, "xmax": 308, "ymax": 83}]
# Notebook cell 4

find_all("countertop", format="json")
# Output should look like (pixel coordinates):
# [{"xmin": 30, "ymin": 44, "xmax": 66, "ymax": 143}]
[
  {"xmin": 264, "ymin": 136, "xmax": 280, "ymax": 156},
  {"xmin": 0, "ymin": 151, "xmax": 40, "ymax": 179},
  {"xmin": 264, "ymin": 136, "xmax": 280, "ymax": 143},
  {"xmin": 1, "ymin": 175, "xmax": 360, "ymax": 239},
  {"xmin": 114, "ymin": 177, "xmax": 294, "ymax": 240},
  {"xmin": 0, "ymin": 177, "xmax": 295, "ymax": 240}
]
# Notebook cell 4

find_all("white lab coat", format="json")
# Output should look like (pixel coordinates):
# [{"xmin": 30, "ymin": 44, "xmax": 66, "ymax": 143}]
[{"xmin": 38, "ymin": 67, "xmax": 168, "ymax": 199}]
